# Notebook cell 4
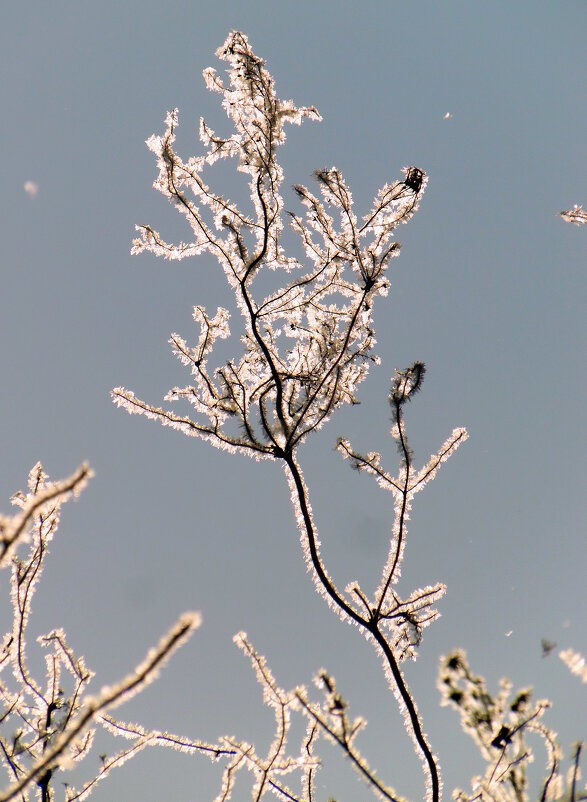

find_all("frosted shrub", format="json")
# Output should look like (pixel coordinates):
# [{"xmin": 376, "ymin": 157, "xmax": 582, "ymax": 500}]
[
  {"xmin": 3, "ymin": 26, "xmax": 582, "ymax": 802},
  {"xmin": 104, "ymin": 29, "xmax": 582, "ymax": 802},
  {"xmin": 111, "ymin": 29, "xmax": 451, "ymax": 800}
]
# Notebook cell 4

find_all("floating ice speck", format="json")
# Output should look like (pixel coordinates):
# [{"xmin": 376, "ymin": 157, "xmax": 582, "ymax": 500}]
[
  {"xmin": 24, "ymin": 180, "xmax": 39, "ymax": 198},
  {"xmin": 559, "ymin": 204, "xmax": 586, "ymax": 225}
]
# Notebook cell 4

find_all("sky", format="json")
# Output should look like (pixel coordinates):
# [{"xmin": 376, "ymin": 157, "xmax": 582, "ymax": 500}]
[{"xmin": 1, "ymin": 1, "xmax": 585, "ymax": 800}]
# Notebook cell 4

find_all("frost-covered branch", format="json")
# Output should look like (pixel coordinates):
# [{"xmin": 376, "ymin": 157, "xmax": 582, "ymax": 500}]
[
  {"xmin": 295, "ymin": 669, "xmax": 407, "ymax": 802},
  {"xmin": 113, "ymin": 31, "xmax": 426, "ymax": 461},
  {"xmin": 202, "ymin": 633, "xmax": 411, "ymax": 802},
  {"xmin": 438, "ymin": 650, "xmax": 586, "ymax": 802},
  {"xmin": 0, "ymin": 464, "xmax": 91, "ymax": 568},
  {"xmin": 330, "ymin": 363, "xmax": 467, "ymax": 802},
  {"xmin": 0, "ymin": 464, "xmax": 199, "ymax": 801}
]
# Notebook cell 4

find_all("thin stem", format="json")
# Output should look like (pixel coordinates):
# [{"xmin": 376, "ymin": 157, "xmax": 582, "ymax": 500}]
[
  {"xmin": 284, "ymin": 455, "xmax": 365, "ymax": 627},
  {"xmin": 370, "ymin": 626, "xmax": 440, "ymax": 802},
  {"xmin": 285, "ymin": 452, "xmax": 440, "ymax": 802},
  {"xmin": 376, "ymin": 399, "xmax": 409, "ymax": 616}
]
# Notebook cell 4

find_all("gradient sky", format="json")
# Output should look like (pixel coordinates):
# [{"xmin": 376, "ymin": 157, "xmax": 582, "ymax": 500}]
[{"xmin": 1, "ymin": 2, "xmax": 585, "ymax": 800}]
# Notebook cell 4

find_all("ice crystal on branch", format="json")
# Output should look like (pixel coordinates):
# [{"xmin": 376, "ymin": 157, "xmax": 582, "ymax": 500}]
[
  {"xmin": 337, "ymin": 364, "xmax": 467, "ymax": 657},
  {"xmin": 113, "ymin": 30, "xmax": 427, "ymax": 459}
]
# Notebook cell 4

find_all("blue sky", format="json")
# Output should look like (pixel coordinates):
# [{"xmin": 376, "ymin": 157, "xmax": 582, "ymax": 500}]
[{"xmin": 1, "ymin": 2, "xmax": 585, "ymax": 799}]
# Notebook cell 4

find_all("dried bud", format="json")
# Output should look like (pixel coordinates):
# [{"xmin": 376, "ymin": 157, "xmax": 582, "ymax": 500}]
[
  {"xmin": 404, "ymin": 167, "xmax": 424, "ymax": 193},
  {"xmin": 390, "ymin": 362, "xmax": 426, "ymax": 406}
]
